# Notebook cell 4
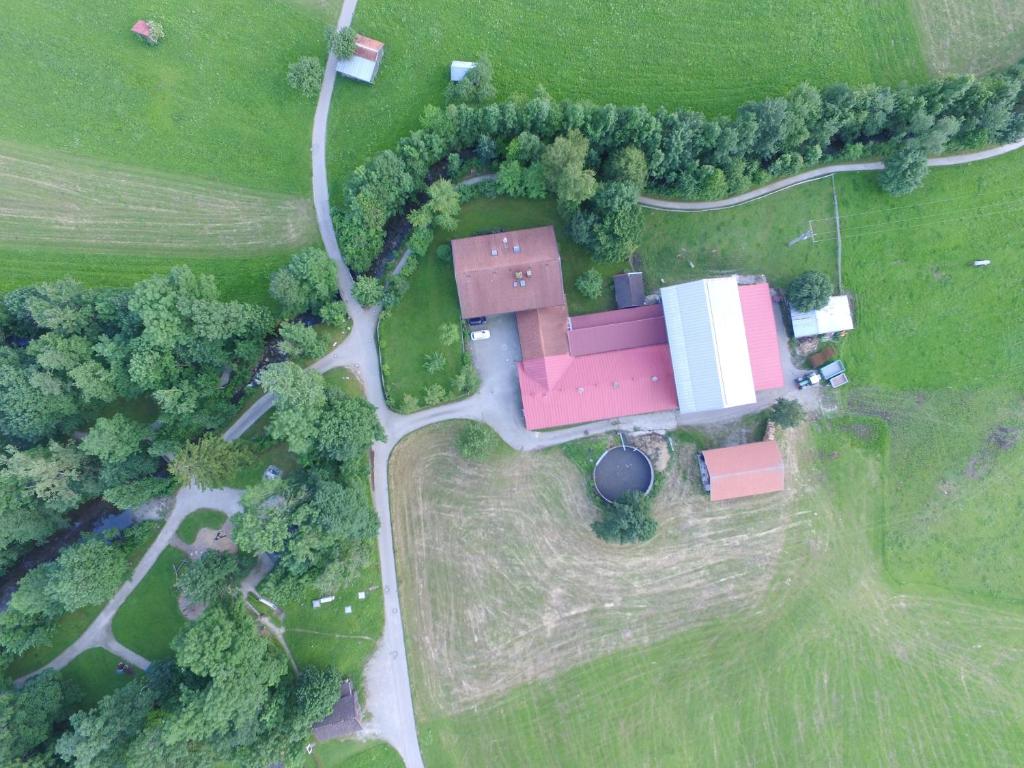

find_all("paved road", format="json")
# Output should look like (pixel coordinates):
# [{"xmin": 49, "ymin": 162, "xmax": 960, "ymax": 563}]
[
  {"xmin": 15, "ymin": 487, "xmax": 243, "ymax": 687},
  {"xmin": 638, "ymin": 137, "xmax": 1024, "ymax": 212}
]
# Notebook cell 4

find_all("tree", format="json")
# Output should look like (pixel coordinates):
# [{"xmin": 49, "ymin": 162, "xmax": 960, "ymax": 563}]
[
  {"xmin": 438, "ymin": 322, "xmax": 461, "ymax": 347},
  {"xmin": 327, "ymin": 26, "xmax": 356, "ymax": 59},
  {"xmin": 769, "ymin": 398, "xmax": 804, "ymax": 428},
  {"xmin": 541, "ymin": 129, "xmax": 597, "ymax": 208},
  {"xmin": 55, "ymin": 678, "xmax": 158, "ymax": 768},
  {"xmin": 604, "ymin": 145, "xmax": 649, "ymax": 188},
  {"xmin": 787, "ymin": 271, "xmax": 833, "ymax": 312},
  {"xmin": 425, "ymin": 179, "xmax": 462, "ymax": 230},
  {"xmin": 880, "ymin": 142, "xmax": 929, "ymax": 196},
  {"xmin": 457, "ymin": 422, "xmax": 498, "ymax": 459},
  {"xmin": 259, "ymin": 363, "xmax": 327, "ymax": 456},
  {"xmin": 80, "ymin": 414, "xmax": 150, "ymax": 467},
  {"xmin": 46, "ymin": 537, "xmax": 130, "ymax": 612},
  {"xmin": 170, "ymin": 434, "xmax": 250, "ymax": 490},
  {"xmin": 423, "ymin": 351, "xmax": 446, "ymax": 374},
  {"xmin": 0, "ymin": 670, "xmax": 67, "ymax": 765},
  {"xmin": 269, "ymin": 248, "xmax": 337, "ymax": 317},
  {"xmin": 575, "ymin": 268, "xmax": 604, "ymax": 299},
  {"xmin": 593, "ymin": 491, "xmax": 657, "ymax": 544},
  {"xmin": 352, "ymin": 275, "xmax": 384, "ymax": 307},
  {"xmin": 286, "ymin": 57, "xmax": 323, "ymax": 98},
  {"xmin": 319, "ymin": 300, "xmax": 348, "ymax": 328},
  {"xmin": 277, "ymin": 321, "xmax": 328, "ymax": 359},
  {"xmin": 1, "ymin": 441, "xmax": 88, "ymax": 515},
  {"xmin": 176, "ymin": 551, "xmax": 242, "ymax": 604},
  {"xmin": 315, "ymin": 391, "xmax": 385, "ymax": 464},
  {"xmin": 572, "ymin": 182, "xmax": 644, "ymax": 262},
  {"xmin": 445, "ymin": 59, "xmax": 496, "ymax": 105}
]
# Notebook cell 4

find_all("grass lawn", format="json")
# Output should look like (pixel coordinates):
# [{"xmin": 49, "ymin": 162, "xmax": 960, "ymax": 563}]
[
  {"xmin": 306, "ymin": 740, "xmax": 403, "ymax": 768},
  {"xmin": 393, "ymin": 422, "xmax": 1024, "ymax": 766},
  {"xmin": 282, "ymin": 553, "xmax": 384, "ymax": 689},
  {"xmin": 111, "ymin": 547, "xmax": 190, "ymax": 661},
  {"xmin": 1, "ymin": 0, "xmax": 337, "ymax": 194},
  {"xmin": 330, "ymin": 0, "xmax": 929, "ymax": 188},
  {"xmin": 911, "ymin": 0, "xmax": 1024, "ymax": 74},
  {"xmin": 59, "ymin": 648, "xmax": 134, "ymax": 710},
  {"xmin": 177, "ymin": 508, "xmax": 228, "ymax": 545},
  {"xmin": 323, "ymin": 367, "xmax": 365, "ymax": 398}
]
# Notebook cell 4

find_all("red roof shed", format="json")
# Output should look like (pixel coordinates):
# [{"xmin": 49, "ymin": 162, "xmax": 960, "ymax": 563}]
[
  {"xmin": 131, "ymin": 20, "xmax": 151, "ymax": 37},
  {"xmin": 699, "ymin": 442, "xmax": 785, "ymax": 501}
]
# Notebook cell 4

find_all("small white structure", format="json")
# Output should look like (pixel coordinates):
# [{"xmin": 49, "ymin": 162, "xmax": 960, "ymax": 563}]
[
  {"xmin": 450, "ymin": 60, "xmax": 477, "ymax": 82},
  {"xmin": 312, "ymin": 595, "xmax": 336, "ymax": 609},
  {"xmin": 790, "ymin": 295, "xmax": 854, "ymax": 338},
  {"xmin": 337, "ymin": 34, "xmax": 384, "ymax": 84}
]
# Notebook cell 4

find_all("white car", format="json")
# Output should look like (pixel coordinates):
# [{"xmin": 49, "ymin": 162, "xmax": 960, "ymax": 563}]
[{"xmin": 470, "ymin": 330, "xmax": 491, "ymax": 341}]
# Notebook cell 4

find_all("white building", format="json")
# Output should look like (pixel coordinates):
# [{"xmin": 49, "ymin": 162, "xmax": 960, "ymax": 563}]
[
  {"xmin": 790, "ymin": 295, "xmax": 854, "ymax": 338},
  {"xmin": 337, "ymin": 35, "xmax": 384, "ymax": 84},
  {"xmin": 450, "ymin": 61, "xmax": 476, "ymax": 82}
]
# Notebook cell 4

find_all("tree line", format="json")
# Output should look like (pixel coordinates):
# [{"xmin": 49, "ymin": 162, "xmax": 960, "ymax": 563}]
[{"xmin": 334, "ymin": 63, "xmax": 1024, "ymax": 277}]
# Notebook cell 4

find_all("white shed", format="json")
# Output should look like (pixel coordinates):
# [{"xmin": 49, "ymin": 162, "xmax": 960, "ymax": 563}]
[
  {"xmin": 789, "ymin": 295, "xmax": 854, "ymax": 338},
  {"xmin": 450, "ymin": 60, "xmax": 477, "ymax": 82}
]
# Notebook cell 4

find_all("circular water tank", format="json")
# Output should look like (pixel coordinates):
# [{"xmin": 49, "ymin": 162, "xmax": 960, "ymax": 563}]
[{"xmin": 592, "ymin": 445, "xmax": 654, "ymax": 503}]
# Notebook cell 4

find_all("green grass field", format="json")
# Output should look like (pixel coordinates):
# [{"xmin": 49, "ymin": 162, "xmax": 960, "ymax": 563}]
[
  {"xmin": 330, "ymin": 0, "xmax": 929, "ymax": 188},
  {"xmin": 59, "ymin": 648, "xmax": 134, "ymax": 710},
  {"xmin": 912, "ymin": 0, "xmax": 1024, "ymax": 74},
  {"xmin": 111, "ymin": 548, "xmax": 190, "ymax": 661},
  {"xmin": 282, "ymin": 554, "xmax": 384, "ymax": 689},
  {"xmin": 177, "ymin": 509, "xmax": 228, "ymax": 546},
  {"xmin": 306, "ymin": 740, "xmax": 403, "ymax": 768}
]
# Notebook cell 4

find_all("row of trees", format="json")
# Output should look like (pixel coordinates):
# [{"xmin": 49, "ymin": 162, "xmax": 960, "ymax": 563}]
[{"xmin": 335, "ymin": 65, "xmax": 1024, "ymax": 277}]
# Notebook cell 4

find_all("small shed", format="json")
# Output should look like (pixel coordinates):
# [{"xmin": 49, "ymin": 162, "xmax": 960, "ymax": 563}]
[
  {"xmin": 131, "ymin": 20, "xmax": 157, "ymax": 44},
  {"xmin": 336, "ymin": 35, "xmax": 384, "ymax": 84},
  {"xmin": 312, "ymin": 680, "xmax": 362, "ymax": 741},
  {"xmin": 790, "ymin": 295, "xmax": 853, "ymax": 338},
  {"xmin": 613, "ymin": 272, "xmax": 646, "ymax": 309},
  {"xmin": 450, "ymin": 61, "xmax": 477, "ymax": 82},
  {"xmin": 698, "ymin": 441, "xmax": 785, "ymax": 501}
]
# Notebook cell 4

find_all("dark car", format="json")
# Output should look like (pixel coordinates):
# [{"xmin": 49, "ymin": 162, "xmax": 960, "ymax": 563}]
[{"xmin": 466, "ymin": 316, "xmax": 487, "ymax": 326}]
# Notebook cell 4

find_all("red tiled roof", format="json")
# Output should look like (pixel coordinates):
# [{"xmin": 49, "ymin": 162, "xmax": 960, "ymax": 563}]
[
  {"xmin": 738, "ymin": 283, "xmax": 784, "ymax": 391},
  {"xmin": 567, "ymin": 305, "xmax": 667, "ymax": 356},
  {"xmin": 131, "ymin": 20, "xmax": 151, "ymax": 36},
  {"xmin": 517, "ymin": 307, "xmax": 569, "ymax": 359},
  {"xmin": 517, "ymin": 344, "xmax": 678, "ymax": 430},
  {"xmin": 453, "ymin": 226, "xmax": 565, "ymax": 318},
  {"xmin": 701, "ymin": 441, "xmax": 785, "ymax": 501},
  {"xmin": 354, "ymin": 34, "xmax": 384, "ymax": 61}
]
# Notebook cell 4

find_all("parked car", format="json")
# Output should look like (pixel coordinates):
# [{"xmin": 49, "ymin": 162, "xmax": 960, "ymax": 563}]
[
  {"xmin": 466, "ymin": 316, "xmax": 487, "ymax": 326},
  {"xmin": 470, "ymin": 330, "xmax": 491, "ymax": 341}
]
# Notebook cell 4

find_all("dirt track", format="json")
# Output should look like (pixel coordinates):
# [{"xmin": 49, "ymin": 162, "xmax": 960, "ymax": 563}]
[{"xmin": 390, "ymin": 424, "xmax": 810, "ymax": 715}]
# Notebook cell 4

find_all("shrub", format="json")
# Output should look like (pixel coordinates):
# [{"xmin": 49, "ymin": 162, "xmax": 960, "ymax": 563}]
[
  {"xmin": 436, "ymin": 244, "xmax": 453, "ymax": 263},
  {"xmin": 575, "ymin": 269, "xmax": 604, "ymax": 300},
  {"xmin": 401, "ymin": 394, "xmax": 419, "ymax": 412},
  {"xmin": 144, "ymin": 20, "xmax": 165, "ymax": 45},
  {"xmin": 439, "ymin": 323, "xmax": 461, "ymax": 347},
  {"xmin": 458, "ymin": 422, "xmax": 499, "ymax": 459},
  {"xmin": 787, "ymin": 271, "xmax": 833, "ymax": 312},
  {"xmin": 593, "ymin": 491, "xmax": 656, "ymax": 544},
  {"xmin": 327, "ymin": 27, "xmax": 356, "ymax": 59},
  {"xmin": 286, "ymin": 57, "xmax": 323, "ymax": 99},
  {"xmin": 445, "ymin": 59, "xmax": 496, "ymax": 105},
  {"xmin": 422, "ymin": 384, "xmax": 446, "ymax": 406},
  {"xmin": 770, "ymin": 398, "xmax": 804, "ymax": 428},
  {"xmin": 423, "ymin": 351, "xmax": 446, "ymax": 374},
  {"xmin": 352, "ymin": 275, "xmax": 384, "ymax": 307}
]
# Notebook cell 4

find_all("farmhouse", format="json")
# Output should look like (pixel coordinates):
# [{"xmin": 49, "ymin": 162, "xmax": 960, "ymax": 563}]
[
  {"xmin": 336, "ymin": 35, "xmax": 384, "ymax": 84},
  {"xmin": 790, "ymin": 295, "xmax": 854, "ymax": 338},
  {"xmin": 450, "ymin": 228, "xmax": 785, "ymax": 430},
  {"xmin": 699, "ymin": 441, "xmax": 785, "ymax": 501}
]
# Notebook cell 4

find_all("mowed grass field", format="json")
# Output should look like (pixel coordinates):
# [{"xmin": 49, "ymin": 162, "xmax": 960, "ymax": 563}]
[
  {"xmin": 329, "ymin": 0, "xmax": 929, "ymax": 186},
  {"xmin": 392, "ymin": 423, "xmax": 1024, "ymax": 766},
  {"xmin": 0, "ymin": 143, "xmax": 317, "ymax": 304},
  {"xmin": 912, "ymin": 0, "xmax": 1024, "ymax": 74}
]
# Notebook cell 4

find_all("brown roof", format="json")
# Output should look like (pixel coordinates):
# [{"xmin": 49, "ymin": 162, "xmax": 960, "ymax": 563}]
[
  {"xmin": 354, "ymin": 34, "xmax": 384, "ymax": 61},
  {"xmin": 701, "ymin": 442, "xmax": 784, "ymax": 501},
  {"xmin": 567, "ymin": 305, "xmax": 667, "ymax": 356},
  {"xmin": 452, "ymin": 226, "xmax": 565, "ymax": 318},
  {"xmin": 312, "ymin": 680, "xmax": 362, "ymax": 741},
  {"xmin": 517, "ymin": 307, "xmax": 569, "ymax": 359}
]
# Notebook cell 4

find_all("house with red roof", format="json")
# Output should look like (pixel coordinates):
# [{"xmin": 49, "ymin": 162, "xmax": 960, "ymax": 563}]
[
  {"xmin": 698, "ymin": 441, "xmax": 785, "ymax": 501},
  {"xmin": 449, "ymin": 228, "xmax": 786, "ymax": 431},
  {"xmin": 336, "ymin": 34, "xmax": 384, "ymax": 84}
]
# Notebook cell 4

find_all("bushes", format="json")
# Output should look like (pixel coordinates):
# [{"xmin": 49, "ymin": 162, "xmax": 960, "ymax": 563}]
[
  {"xmin": 457, "ymin": 422, "xmax": 499, "ymax": 459},
  {"xmin": 352, "ymin": 275, "xmax": 384, "ymax": 307},
  {"xmin": 593, "ymin": 491, "xmax": 656, "ymax": 544},
  {"xmin": 446, "ymin": 59, "xmax": 497, "ymax": 106},
  {"xmin": 787, "ymin": 271, "xmax": 833, "ymax": 312},
  {"xmin": 575, "ymin": 269, "xmax": 605, "ymax": 300}
]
